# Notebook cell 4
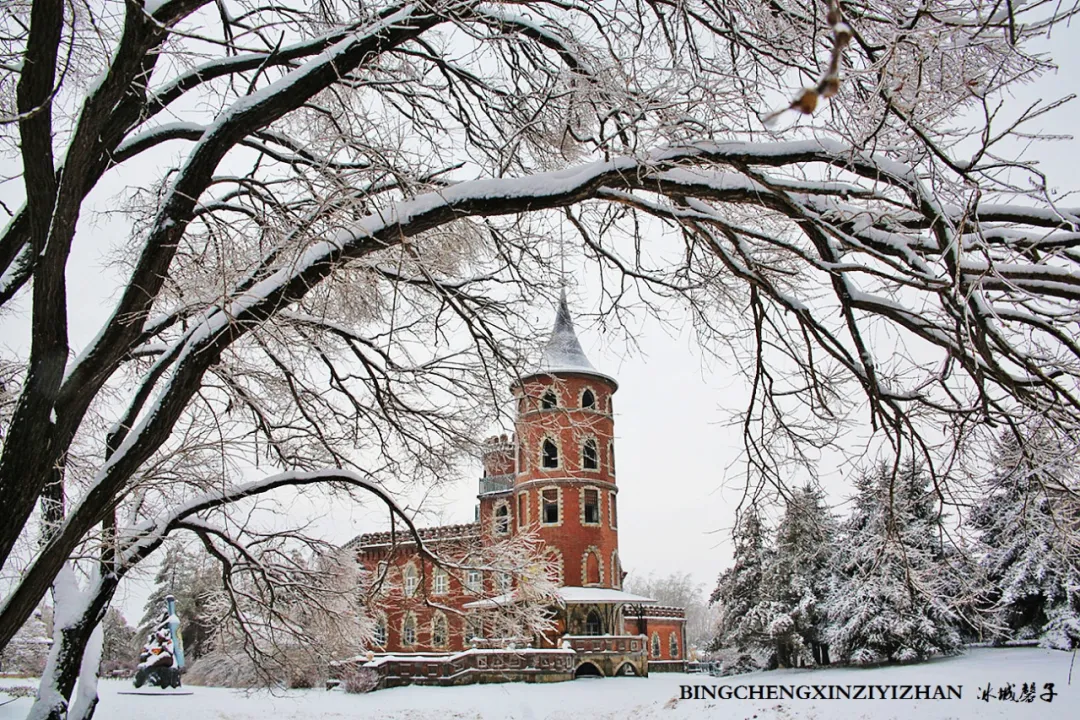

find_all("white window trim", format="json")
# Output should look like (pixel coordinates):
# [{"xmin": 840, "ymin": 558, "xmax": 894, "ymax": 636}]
[
  {"xmin": 431, "ymin": 612, "xmax": 449, "ymax": 648},
  {"xmin": 403, "ymin": 613, "xmax": 418, "ymax": 647},
  {"xmin": 493, "ymin": 500, "xmax": 511, "ymax": 536},
  {"xmin": 651, "ymin": 632, "xmax": 661, "ymax": 658},
  {"xmin": 547, "ymin": 548, "xmax": 564, "ymax": 585},
  {"xmin": 432, "ymin": 567, "xmax": 449, "ymax": 596},
  {"xmin": 373, "ymin": 613, "xmax": 388, "ymax": 647},
  {"xmin": 539, "ymin": 435, "xmax": 561, "ymax": 470},
  {"xmin": 464, "ymin": 566, "xmax": 483, "ymax": 595},
  {"xmin": 402, "ymin": 562, "xmax": 419, "ymax": 597},
  {"xmin": 669, "ymin": 632, "xmax": 679, "ymax": 659},
  {"xmin": 611, "ymin": 549, "xmax": 621, "ymax": 589},
  {"xmin": 608, "ymin": 439, "xmax": 615, "ymax": 475},
  {"xmin": 581, "ymin": 436, "xmax": 601, "ymax": 472},
  {"xmin": 580, "ymin": 485, "xmax": 602, "ymax": 526},
  {"xmin": 541, "ymin": 388, "xmax": 559, "ymax": 410},
  {"xmin": 580, "ymin": 545, "xmax": 605, "ymax": 586},
  {"xmin": 540, "ymin": 485, "xmax": 563, "ymax": 527},
  {"xmin": 517, "ymin": 491, "xmax": 529, "ymax": 528},
  {"xmin": 579, "ymin": 386, "xmax": 598, "ymax": 410}
]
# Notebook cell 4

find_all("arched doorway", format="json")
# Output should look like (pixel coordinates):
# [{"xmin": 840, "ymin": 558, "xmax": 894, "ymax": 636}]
[
  {"xmin": 615, "ymin": 662, "xmax": 638, "ymax": 676},
  {"xmin": 574, "ymin": 661, "xmax": 603, "ymax": 678}
]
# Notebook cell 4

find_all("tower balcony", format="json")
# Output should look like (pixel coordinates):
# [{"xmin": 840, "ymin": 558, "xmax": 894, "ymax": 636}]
[{"xmin": 478, "ymin": 474, "xmax": 513, "ymax": 496}]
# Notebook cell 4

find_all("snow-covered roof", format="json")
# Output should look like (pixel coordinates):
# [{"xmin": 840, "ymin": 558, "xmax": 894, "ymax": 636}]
[
  {"xmin": 463, "ymin": 586, "xmax": 656, "ymax": 610},
  {"xmin": 525, "ymin": 292, "xmax": 618, "ymax": 387}
]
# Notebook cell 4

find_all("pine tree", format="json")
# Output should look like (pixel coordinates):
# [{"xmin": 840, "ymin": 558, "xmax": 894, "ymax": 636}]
[
  {"xmin": 765, "ymin": 486, "xmax": 836, "ymax": 667},
  {"xmin": 138, "ymin": 541, "xmax": 220, "ymax": 662},
  {"xmin": 970, "ymin": 423, "xmax": 1080, "ymax": 648},
  {"xmin": 826, "ymin": 461, "xmax": 963, "ymax": 665},
  {"xmin": 709, "ymin": 506, "xmax": 775, "ymax": 670}
]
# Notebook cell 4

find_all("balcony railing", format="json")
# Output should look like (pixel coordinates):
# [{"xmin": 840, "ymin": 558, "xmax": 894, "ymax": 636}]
[
  {"xmin": 478, "ymin": 474, "xmax": 513, "ymax": 495},
  {"xmin": 563, "ymin": 635, "xmax": 646, "ymax": 655}
]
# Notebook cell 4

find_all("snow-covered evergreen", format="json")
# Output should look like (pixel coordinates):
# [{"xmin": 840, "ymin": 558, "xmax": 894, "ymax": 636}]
[
  {"xmin": 825, "ymin": 461, "xmax": 963, "ymax": 665},
  {"xmin": 969, "ymin": 423, "xmax": 1080, "ymax": 649},
  {"xmin": 137, "ymin": 543, "xmax": 220, "ymax": 664},
  {"xmin": 764, "ymin": 486, "xmax": 836, "ymax": 667},
  {"xmin": 709, "ymin": 507, "xmax": 775, "ymax": 671}
]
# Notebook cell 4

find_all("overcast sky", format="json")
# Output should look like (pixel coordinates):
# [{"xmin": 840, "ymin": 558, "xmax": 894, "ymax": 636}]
[{"xmin": 3, "ymin": 23, "xmax": 1078, "ymax": 624}]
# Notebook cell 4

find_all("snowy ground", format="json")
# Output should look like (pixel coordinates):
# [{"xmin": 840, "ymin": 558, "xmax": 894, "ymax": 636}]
[{"xmin": 2, "ymin": 647, "xmax": 1077, "ymax": 719}]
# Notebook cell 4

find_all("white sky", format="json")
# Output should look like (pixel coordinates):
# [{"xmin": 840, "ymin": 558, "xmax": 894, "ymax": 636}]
[{"xmin": 3, "ymin": 23, "xmax": 1079, "ymax": 624}]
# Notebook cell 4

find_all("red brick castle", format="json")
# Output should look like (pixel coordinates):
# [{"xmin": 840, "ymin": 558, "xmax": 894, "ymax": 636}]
[{"xmin": 346, "ymin": 296, "xmax": 686, "ymax": 683}]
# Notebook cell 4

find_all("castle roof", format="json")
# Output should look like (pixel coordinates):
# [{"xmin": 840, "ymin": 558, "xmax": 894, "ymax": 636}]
[{"xmin": 528, "ymin": 292, "xmax": 618, "ymax": 387}]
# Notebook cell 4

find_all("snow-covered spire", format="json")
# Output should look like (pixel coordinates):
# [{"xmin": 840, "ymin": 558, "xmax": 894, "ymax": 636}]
[
  {"xmin": 531, "ymin": 292, "xmax": 618, "ymax": 387},
  {"xmin": 539, "ymin": 290, "xmax": 596, "ymax": 373}
]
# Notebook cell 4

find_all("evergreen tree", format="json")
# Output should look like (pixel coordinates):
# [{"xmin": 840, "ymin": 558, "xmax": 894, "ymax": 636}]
[
  {"xmin": 765, "ymin": 486, "xmax": 836, "ymax": 667},
  {"xmin": 825, "ymin": 461, "xmax": 963, "ymax": 665},
  {"xmin": 970, "ymin": 423, "xmax": 1080, "ymax": 648},
  {"xmin": 709, "ymin": 506, "xmax": 775, "ymax": 670},
  {"xmin": 138, "ymin": 541, "xmax": 220, "ymax": 662}
]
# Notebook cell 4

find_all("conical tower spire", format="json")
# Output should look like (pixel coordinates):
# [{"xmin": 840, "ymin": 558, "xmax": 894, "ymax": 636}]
[{"xmin": 539, "ymin": 290, "xmax": 597, "ymax": 373}]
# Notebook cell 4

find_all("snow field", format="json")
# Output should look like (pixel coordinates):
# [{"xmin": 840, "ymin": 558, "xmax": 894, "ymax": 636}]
[{"xmin": 2, "ymin": 647, "xmax": 1077, "ymax": 719}]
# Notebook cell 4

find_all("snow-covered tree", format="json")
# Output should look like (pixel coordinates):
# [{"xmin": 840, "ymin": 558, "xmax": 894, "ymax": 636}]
[
  {"xmin": 98, "ymin": 608, "xmax": 136, "ymax": 678},
  {"xmin": 970, "ymin": 421, "xmax": 1080, "ymax": 648},
  {"xmin": 826, "ymin": 461, "xmax": 963, "ymax": 665},
  {"xmin": 709, "ymin": 506, "xmax": 776, "ymax": 670},
  {"xmin": 136, "ymin": 542, "xmax": 219, "ymax": 663},
  {"xmin": 2, "ymin": 1, "xmax": 1080, "ymax": 716},
  {"xmin": 764, "ymin": 486, "xmax": 836, "ymax": 667}
]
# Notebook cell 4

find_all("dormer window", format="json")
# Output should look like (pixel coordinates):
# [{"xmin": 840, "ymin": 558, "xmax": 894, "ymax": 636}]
[
  {"xmin": 581, "ymin": 388, "xmax": 595, "ymax": 409},
  {"xmin": 541, "ymin": 389, "xmax": 558, "ymax": 409},
  {"xmin": 542, "ymin": 438, "xmax": 559, "ymax": 468}
]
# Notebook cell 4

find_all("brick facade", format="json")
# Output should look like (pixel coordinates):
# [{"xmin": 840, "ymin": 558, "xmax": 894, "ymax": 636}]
[{"xmin": 348, "ymin": 297, "xmax": 685, "ymax": 679}]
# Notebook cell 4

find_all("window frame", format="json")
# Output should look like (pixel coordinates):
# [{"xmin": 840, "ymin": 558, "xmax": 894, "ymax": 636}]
[
  {"xmin": 651, "ymin": 632, "xmax": 661, "ymax": 658},
  {"xmin": 581, "ymin": 436, "xmax": 599, "ymax": 471},
  {"xmin": 465, "ymin": 568, "xmax": 483, "ymax": 594},
  {"xmin": 403, "ymin": 613, "xmax": 418, "ymax": 646},
  {"xmin": 431, "ymin": 612, "xmax": 449, "ymax": 648},
  {"xmin": 541, "ymin": 388, "xmax": 558, "ymax": 410},
  {"xmin": 669, "ymin": 632, "xmax": 680, "ymax": 659},
  {"xmin": 609, "ymin": 490, "xmax": 618, "ymax": 529},
  {"xmin": 402, "ymin": 562, "xmax": 419, "ymax": 597},
  {"xmin": 581, "ymin": 486, "xmax": 601, "ymax": 526},
  {"xmin": 432, "ymin": 567, "xmax": 449, "ymax": 596},
  {"xmin": 373, "ymin": 614, "xmax": 388, "ymax": 647},
  {"xmin": 540, "ymin": 486, "xmax": 562, "ymax": 526},
  {"xmin": 540, "ymin": 436, "xmax": 560, "ymax": 469},
  {"xmin": 493, "ymin": 500, "xmax": 511, "ymax": 535},
  {"xmin": 580, "ymin": 387, "xmax": 596, "ymax": 409}
]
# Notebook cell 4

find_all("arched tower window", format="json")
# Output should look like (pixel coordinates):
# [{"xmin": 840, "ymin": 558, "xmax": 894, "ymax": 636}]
[
  {"xmin": 583, "ymin": 548, "xmax": 602, "ymax": 585},
  {"xmin": 582, "ymin": 438, "xmax": 599, "ymax": 470},
  {"xmin": 581, "ymin": 388, "xmax": 596, "ymax": 409},
  {"xmin": 494, "ymin": 503, "xmax": 510, "ymax": 535},
  {"xmin": 585, "ymin": 609, "xmax": 603, "ymax": 636},
  {"xmin": 542, "ymin": 438, "xmax": 559, "ymax": 468},
  {"xmin": 541, "ymin": 389, "xmax": 558, "ymax": 409}
]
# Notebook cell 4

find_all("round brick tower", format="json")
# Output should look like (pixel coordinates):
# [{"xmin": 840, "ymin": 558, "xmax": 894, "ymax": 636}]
[{"xmin": 512, "ymin": 294, "xmax": 622, "ymax": 590}]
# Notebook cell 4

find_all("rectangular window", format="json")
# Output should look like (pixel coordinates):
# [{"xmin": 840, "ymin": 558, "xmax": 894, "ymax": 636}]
[
  {"xmin": 466, "ymin": 615, "xmax": 483, "ymax": 643},
  {"xmin": 497, "ymin": 572, "xmax": 512, "ymax": 593},
  {"xmin": 583, "ymin": 489, "xmax": 600, "ymax": 524},
  {"xmin": 433, "ymin": 568, "xmax": 448, "ymax": 595},
  {"xmin": 542, "ymin": 488, "xmax": 559, "ymax": 524},
  {"xmin": 465, "ymin": 569, "xmax": 483, "ymax": 594},
  {"xmin": 610, "ymin": 492, "xmax": 617, "ymax": 529}
]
